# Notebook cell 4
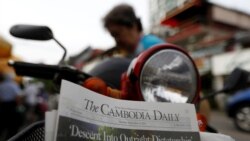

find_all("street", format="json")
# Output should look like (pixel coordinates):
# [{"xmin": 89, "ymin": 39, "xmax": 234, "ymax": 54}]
[{"xmin": 210, "ymin": 110, "xmax": 250, "ymax": 141}]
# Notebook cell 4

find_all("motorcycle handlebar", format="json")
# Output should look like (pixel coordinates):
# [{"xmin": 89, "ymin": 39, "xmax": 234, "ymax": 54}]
[{"xmin": 8, "ymin": 60, "xmax": 91, "ymax": 84}]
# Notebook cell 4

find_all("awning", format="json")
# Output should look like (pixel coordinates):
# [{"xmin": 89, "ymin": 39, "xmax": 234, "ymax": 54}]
[
  {"xmin": 161, "ymin": 0, "xmax": 201, "ymax": 27},
  {"xmin": 167, "ymin": 24, "xmax": 204, "ymax": 43}
]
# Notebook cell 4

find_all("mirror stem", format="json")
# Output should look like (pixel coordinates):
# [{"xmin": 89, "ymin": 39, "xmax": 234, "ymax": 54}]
[{"xmin": 53, "ymin": 37, "xmax": 67, "ymax": 65}]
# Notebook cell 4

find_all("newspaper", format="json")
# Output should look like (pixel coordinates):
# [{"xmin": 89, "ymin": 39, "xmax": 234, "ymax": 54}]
[
  {"xmin": 45, "ymin": 110, "xmax": 57, "ymax": 141},
  {"xmin": 46, "ymin": 111, "xmax": 235, "ymax": 141},
  {"xmin": 53, "ymin": 80, "xmax": 201, "ymax": 141}
]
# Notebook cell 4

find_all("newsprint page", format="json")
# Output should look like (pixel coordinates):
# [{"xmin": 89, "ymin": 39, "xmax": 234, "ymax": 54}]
[{"xmin": 53, "ymin": 80, "xmax": 201, "ymax": 141}]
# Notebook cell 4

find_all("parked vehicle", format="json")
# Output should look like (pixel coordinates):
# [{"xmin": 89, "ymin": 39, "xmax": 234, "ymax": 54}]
[
  {"xmin": 201, "ymin": 67, "xmax": 250, "ymax": 132},
  {"xmin": 227, "ymin": 87, "xmax": 250, "ymax": 132},
  {"xmin": 223, "ymin": 67, "xmax": 250, "ymax": 132}
]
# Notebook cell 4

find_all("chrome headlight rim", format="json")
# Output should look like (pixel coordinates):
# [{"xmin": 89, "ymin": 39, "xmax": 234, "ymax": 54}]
[{"xmin": 131, "ymin": 44, "xmax": 200, "ymax": 103}]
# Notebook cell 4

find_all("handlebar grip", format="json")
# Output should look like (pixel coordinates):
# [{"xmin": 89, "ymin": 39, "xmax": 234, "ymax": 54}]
[
  {"xmin": 8, "ymin": 60, "xmax": 59, "ymax": 79},
  {"xmin": 8, "ymin": 60, "xmax": 92, "ymax": 85}
]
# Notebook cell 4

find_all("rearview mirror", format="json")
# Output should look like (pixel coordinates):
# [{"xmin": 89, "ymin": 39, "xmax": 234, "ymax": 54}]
[
  {"xmin": 10, "ymin": 24, "xmax": 53, "ymax": 40},
  {"xmin": 10, "ymin": 24, "xmax": 67, "ymax": 65}
]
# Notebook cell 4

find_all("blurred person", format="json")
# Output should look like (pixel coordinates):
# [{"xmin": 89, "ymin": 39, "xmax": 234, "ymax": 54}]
[
  {"xmin": 103, "ymin": 3, "xmax": 164, "ymax": 58},
  {"xmin": 0, "ymin": 72, "xmax": 22, "ymax": 140},
  {"xmin": 85, "ymin": 4, "xmax": 165, "ymax": 89},
  {"xmin": 35, "ymin": 85, "xmax": 49, "ymax": 120},
  {"xmin": 22, "ymin": 82, "xmax": 40, "ymax": 124},
  {"xmin": 22, "ymin": 81, "xmax": 48, "ymax": 123},
  {"xmin": 47, "ymin": 92, "xmax": 59, "ymax": 110}
]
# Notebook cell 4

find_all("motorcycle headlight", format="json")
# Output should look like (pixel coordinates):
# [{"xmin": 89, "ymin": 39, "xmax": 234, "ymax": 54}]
[{"xmin": 128, "ymin": 44, "xmax": 200, "ymax": 103}]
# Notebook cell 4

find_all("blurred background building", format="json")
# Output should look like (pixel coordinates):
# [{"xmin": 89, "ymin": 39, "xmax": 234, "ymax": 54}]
[{"xmin": 149, "ymin": 0, "xmax": 250, "ymax": 99}]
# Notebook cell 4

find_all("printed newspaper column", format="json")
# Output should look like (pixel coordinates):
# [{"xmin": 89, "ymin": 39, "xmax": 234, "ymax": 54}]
[{"xmin": 54, "ymin": 80, "xmax": 201, "ymax": 141}]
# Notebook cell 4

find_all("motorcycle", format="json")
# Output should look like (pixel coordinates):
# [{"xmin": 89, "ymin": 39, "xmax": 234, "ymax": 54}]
[
  {"xmin": 7, "ymin": 24, "xmax": 235, "ymax": 140},
  {"xmin": 9, "ymin": 24, "xmax": 201, "ymax": 103}
]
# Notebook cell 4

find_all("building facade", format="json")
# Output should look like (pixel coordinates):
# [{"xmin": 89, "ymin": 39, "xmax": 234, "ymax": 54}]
[
  {"xmin": 149, "ymin": 0, "xmax": 250, "ymax": 98},
  {"xmin": 150, "ymin": 0, "xmax": 250, "ymax": 75}
]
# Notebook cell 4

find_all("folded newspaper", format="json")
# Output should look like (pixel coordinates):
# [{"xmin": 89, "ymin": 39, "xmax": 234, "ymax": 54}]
[{"xmin": 45, "ymin": 80, "xmax": 234, "ymax": 141}]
